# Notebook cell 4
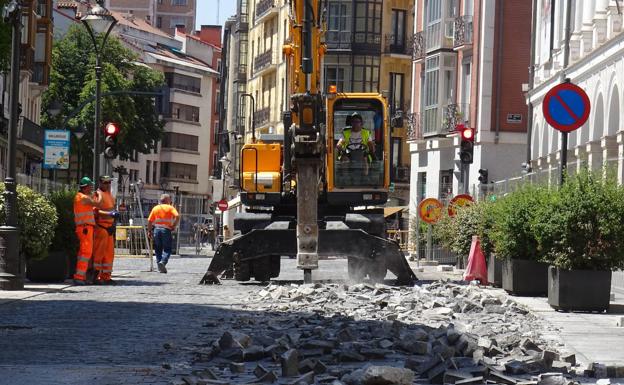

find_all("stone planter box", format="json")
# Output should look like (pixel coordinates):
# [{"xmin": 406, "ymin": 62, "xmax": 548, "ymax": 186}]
[
  {"xmin": 26, "ymin": 251, "xmax": 69, "ymax": 283},
  {"xmin": 487, "ymin": 256, "xmax": 503, "ymax": 287},
  {"xmin": 502, "ymin": 258, "xmax": 549, "ymax": 296},
  {"xmin": 548, "ymin": 266, "xmax": 612, "ymax": 312}
]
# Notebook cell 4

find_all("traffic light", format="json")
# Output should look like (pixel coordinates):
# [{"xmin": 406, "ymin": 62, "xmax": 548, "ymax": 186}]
[
  {"xmin": 478, "ymin": 168, "xmax": 489, "ymax": 184},
  {"xmin": 103, "ymin": 122, "xmax": 120, "ymax": 159},
  {"xmin": 458, "ymin": 125, "xmax": 474, "ymax": 164}
]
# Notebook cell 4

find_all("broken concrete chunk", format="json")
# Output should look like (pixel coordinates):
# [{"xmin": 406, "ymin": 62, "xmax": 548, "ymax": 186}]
[
  {"xmin": 229, "ymin": 362, "xmax": 245, "ymax": 374},
  {"xmin": 289, "ymin": 371, "xmax": 315, "ymax": 385},
  {"xmin": 243, "ymin": 345, "xmax": 266, "ymax": 361},
  {"xmin": 254, "ymin": 364, "xmax": 270, "ymax": 379},
  {"xmin": 455, "ymin": 376, "xmax": 485, "ymax": 385},
  {"xmin": 354, "ymin": 366, "xmax": 415, "ymax": 385},
  {"xmin": 281, "ymin": 349, "xmax": 300, "ymax": 377}
]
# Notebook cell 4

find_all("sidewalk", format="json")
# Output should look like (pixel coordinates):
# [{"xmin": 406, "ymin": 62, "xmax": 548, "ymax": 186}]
[{"xmin": 407, "ymin": 261, "xmax": 624, "ymax": 367}]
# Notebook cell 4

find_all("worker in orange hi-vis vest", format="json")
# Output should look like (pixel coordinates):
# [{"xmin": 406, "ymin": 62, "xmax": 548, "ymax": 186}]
[
  {"xmin": 73, "ymin": 177, "xmax": 99, "ymax": 285},
  {"xmin": 93, "ymin": 175, "xmax": 119, "ymax": 285},
  {"xmin": 147, "ymin": 194, "xmax": 180, "ymax": 274}
]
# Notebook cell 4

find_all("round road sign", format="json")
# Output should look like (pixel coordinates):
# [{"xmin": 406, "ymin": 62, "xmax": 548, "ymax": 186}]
[
  {"xmin": 448, "ymin": 194, "xmax": 474, "ymax": 217},
  {"xmin": 217, "ymin": 199, "xmax": 228, "ymax": 211},
  {"xmin": 418, "ymin": 198, "xmax": 444, "ymax": 224},
  {"xmin": 542, "ymin": 82, "xmax": 590, "ymax": 133}
]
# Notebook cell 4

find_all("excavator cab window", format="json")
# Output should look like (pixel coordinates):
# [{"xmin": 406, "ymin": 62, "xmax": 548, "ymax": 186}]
[{"xmin": 333, "ymin": 101, "xmax": 384, "ymax": 188}]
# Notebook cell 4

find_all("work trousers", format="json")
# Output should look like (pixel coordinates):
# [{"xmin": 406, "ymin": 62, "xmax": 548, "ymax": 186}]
[
  {"xmin": 94, "ymin": 224, "xmax": 115, "ymax": 281},
  {"xmin": 154, "ymin": 227, "xmax": 173, "ymax": 265},
  {"xmin": 73, "ymin": 225, "xmax": 94, "ymax": 281}
]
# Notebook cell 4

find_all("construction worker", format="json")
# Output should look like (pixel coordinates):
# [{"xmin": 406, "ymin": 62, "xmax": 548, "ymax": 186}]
[
  {"xmin": 93, "ymin": 175, "xmax": 119, "ymax": 285},
  {"xmin": 73, "ymin": 177, "xmax": 98, "ymax": 285},
  {"xmin": 147, "ymin": 194, "xmax": 180, "ymax": 273}
]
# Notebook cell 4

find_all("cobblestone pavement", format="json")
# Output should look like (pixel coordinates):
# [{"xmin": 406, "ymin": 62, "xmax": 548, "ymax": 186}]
[{"xmin": 0, "ymin": 256, "xmax": 362, "ymax": 385}]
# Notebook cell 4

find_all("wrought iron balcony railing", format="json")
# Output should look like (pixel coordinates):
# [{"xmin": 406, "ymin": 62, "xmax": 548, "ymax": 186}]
[
  {"xmin": 412, "ymin": 32, "xmax": 425, "ymax": 61},
  {"xmin": 253, "ymin": 49, "xmax": 274, "ymax": 73},
  {"xmin": 384, "ymin": 34, "xmax": 413, "ymax": 56},
  {"xmin": 255, "ymin": 0, "xmax": 275, "ymax": 20},
  {"xmin": 254, "ymin": 107, "xmax": 271, "ymax": 126},
  {"xmin": 453, "ymin": 15, "xmax": 473, "ymax": 48},
  {"xmin": 406, "ymin": 112, "xmax": 422, "ymax": 141},
  {"xmin": 442, "ymin": 103, "xmax": 470, "ymax": 133}
]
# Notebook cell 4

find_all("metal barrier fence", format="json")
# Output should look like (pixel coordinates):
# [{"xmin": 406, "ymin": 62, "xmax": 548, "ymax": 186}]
[{"xmin": 387, "ymin": 229, "xmax": 460, "ymax": 266}]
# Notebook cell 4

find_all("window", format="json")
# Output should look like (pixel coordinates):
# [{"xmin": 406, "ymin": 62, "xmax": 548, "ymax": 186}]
[
  {"xmin": 390, "ymin": 9, "xmax": 406, "ymax": 48},
  {"xmin": 161, "ymin": 162, "xmax": 198, "ymax": 180},
  {"xmin": 352, "ymin": 55, "xmax": 380, "ymax": 92},
  {"xmin": 146, "ymin": 160, "xmax": 151, "ymax": 184},
  {"xmin": 423, "ymin": 56, "xmax": 439, "ymax": 134},
  {"xmin": 156, "ymin": 16, "xmax": 162, "ymax": 28},
  {"xmin": 417, "ymin": 172, "xmax": 427, "ymax": 202},
  {"xmin": 169, "ymin": 103, "xmax": 200, "ymax": 122},
  {"xmin": 217, "ymin": 59, "xmax": 222, "ymax": 73},
  {"xmin": 165, "ymin": 72, "xmax": 201, "ymax": 93},
  {"xmin": 328, "ymin": 2, "xmax": 348, "ymax": 31},
  {"xmin": 215, "ymin": 91, "xmax": 221, "ymax": 114},
  {"xmin": 170, "ymin": 18, "xmax": 187, "ymax": 28},
  {"xmin": 153, "ymin": 161, "xmax": 158, "ymax": 184},
  {"xmin": 391, "ymin": 138, "xmax": 401, "ymax": 180},
  {"xmin": 213, "ymin": 121, "xmax": 219, "ymax": 145},
  {"xmin": 354, "ymin": 0, "xmax": 382, "ymax": 45},
  {"xmin": 162, "ymin": 132, "xmax": 199, "ymax": 151},
  {"xmin": 172, "ymin": 0, "xmax": 187, "ymax": 6},
  {"xmin": 389, "ymin": 73, "xmax": 404, "ymax": 114},
  {"xmin": 439, "ymin": 169, "xmax": 453, "ymax": 203},
  {"xmin": 325, "ymin": 67, "xmax": 346, "ymax": 93}
]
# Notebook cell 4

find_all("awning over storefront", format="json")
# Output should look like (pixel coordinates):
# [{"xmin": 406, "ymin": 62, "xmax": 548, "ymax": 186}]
[{"xmin": 384, "ymin": 206, "xmax": 407, "ymax": 217}]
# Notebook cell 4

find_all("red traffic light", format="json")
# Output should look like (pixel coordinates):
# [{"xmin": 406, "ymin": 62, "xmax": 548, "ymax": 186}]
[
  {"xmin": 460, "ymin": 126, "xmax": 474, "ymax": 141},
  {"xmin": 104, "ymin": 122, "xmax": 120, "ymax": 136}
]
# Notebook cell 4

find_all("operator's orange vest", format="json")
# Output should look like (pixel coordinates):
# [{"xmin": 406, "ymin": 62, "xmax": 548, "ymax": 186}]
[
  {"xmin": 74, "ymin": 192, "xmax": 95, "ymax": 226},
  {"xmin": 96, "ymin": 190, "xmax": 115, "ymax": 226},
  {"xmin": 150, "ymin": 204, "xmax": 178, "ymax": 230}
]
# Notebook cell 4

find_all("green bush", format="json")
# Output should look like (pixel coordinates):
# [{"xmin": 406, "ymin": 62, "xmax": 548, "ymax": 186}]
[
  {"xmin": 490, "ymin": 184, "xmax": 552, "ymax": 261},
  {"xmin": 433, "ymin": 201, "xmax": 495, "ymax": 258},
  {"xmin": 0, "ymin": 184, "xmax": 58, "ymax": 260},
  {"xmin": 49, "ymin": 190, "xmax": 78, "ymax": 260},
  {"xmin": 532, "ymin": 169, "xmax": 624, "ymax": 271}
]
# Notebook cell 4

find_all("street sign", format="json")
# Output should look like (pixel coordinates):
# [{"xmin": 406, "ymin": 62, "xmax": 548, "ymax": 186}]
[
  {"xmin": 542, "ymin": 82, "xmax": 590, "ymax": 133},
  {"xmin": 43, "ymin": 129, "xmax": 70, "ymax": 170},
  {"xmin": 217, "ymin": 199, "xmax": 228, "ymax": 211},
  {"xmin": 448, "ymin": 194, "xmax": 475, "ymax": 217},
  {"xmin": 418, "ymin": 198, "xmax": 444, "ymax": 224}
]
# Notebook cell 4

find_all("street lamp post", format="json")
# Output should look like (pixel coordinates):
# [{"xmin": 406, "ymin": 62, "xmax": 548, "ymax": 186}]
[
  {"xmin": 0, "ymin": 0, "xmax": 23, "ymax": 290},
  {"xmin": 73, "ymin": 126, "xmax": 86, "ymax": 183},
  {"xmin": 81, "ymin": 1, "xmax": 117, "ymax": 181}
]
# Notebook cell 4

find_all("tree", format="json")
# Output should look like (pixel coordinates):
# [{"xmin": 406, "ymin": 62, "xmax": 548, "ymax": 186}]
[
  {"xmin": 41, "ymin": 24, "xmax": 165, "ymax": 166},
  {"xmin": 0, "ymin": 0, "xmax": 12, "ymax": 72}
]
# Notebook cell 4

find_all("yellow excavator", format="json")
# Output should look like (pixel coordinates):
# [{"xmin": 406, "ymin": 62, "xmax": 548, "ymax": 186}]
[{"xmin": 201, "ymin": 0, "xmax": 416, "ymax": 285}]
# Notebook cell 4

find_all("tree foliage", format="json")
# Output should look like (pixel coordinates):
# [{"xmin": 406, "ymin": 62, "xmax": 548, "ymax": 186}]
[
  {"xmin": 0, "ymin": 0, "xmax": 12, "ymax": 72},
  {"xmin": 41, "ymin": 24, "xmax": 165, "ymax": 164}
]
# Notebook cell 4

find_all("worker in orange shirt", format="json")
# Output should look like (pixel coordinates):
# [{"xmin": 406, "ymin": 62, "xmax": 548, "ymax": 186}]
[
  {"xmin": 73, "ymin": 177, "xmax": 98, "ymax": 285},
  {"xmin": 147, "ymin": 193, "xmax": 180, "ymax": 273},
  {"xmin": 93, "ymin": 175, "xmax": 119, "ymax": 285}
]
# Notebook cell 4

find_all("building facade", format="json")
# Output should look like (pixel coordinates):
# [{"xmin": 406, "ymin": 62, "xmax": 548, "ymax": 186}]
[
  {"xmin": 105, "ymin": 0, "xmax": 196, "ymax": 36},
  {"xmin": 0, "ymin": 0, "xmax": 54, "ymax": 179},
  {"xmin": 407, "ymin": 0, "xmax": 532, "ymax": 242},
  {"xmin": 527, "ymin": 1, "xmax": 624, "ymax": 183}
]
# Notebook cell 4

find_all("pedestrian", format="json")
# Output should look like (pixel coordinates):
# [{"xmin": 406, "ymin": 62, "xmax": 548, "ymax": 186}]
[
  {"xmin": 223, "ymin": 224, "xmax": 232, "ymax": 241},
  {"xmin": 207, "ymin": 225, "xmax": 216, "ymax": 250},
  {"xmin": 147, "ymin": 194, "xmax": 180, "ymax": 273},
  {"xmin": 73, "ymin": 177, "xmax": 98, "ymax": 285},
  {"xmin": 93, "ymin": 175, "xmax": 119, "ymax": 285}
]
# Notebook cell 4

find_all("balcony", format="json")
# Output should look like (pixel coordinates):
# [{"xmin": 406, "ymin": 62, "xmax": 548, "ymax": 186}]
[
  {"xmin": 236, "ymin": 64, "xmax": 248, "ymax": 82},
  {"xmin": 412, "ymin": 32, "xmax": 425, "ymax": 62},
  {"xmin": 406, "ymin": 112, "xmax": 422, "ymax": 141},
  {"xmin": 442, "ymin": 103, "xmax": 470, "ymax": 133},
  {"xmin": 236, "ymin": 13, "xmax": 248, "ymax": 32},
  {"xmin": 253, "ymin": 49, "xmax": 277, "ymax": 75},
  {"xmin": 425, "ymin": 20, "xmax": 455, "ymax": 52},
  {"xmin": 254, "ymin": 107, "xmax": 271, "ymax": 127},
  {"xmin": 18, "ymin": 117, "xmax": 44, "ymax": 150},
  {"xmin": 255, "ymin": 0, "xmax": 278, "ymax": 23},
  {"xmin": 453, "ymin": 15, "xmax": 473, "ymax": 50},
  {"xmin": 32, "ymin": 62, "xmax": 47, "ymax": 85},
  {"xmin": 383, "ymin": 34, "xmax": 413, "ymax": 57}
]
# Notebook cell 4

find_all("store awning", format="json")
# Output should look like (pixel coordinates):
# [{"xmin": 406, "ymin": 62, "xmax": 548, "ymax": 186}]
[{"xmin": 384, "ymin": 206, "xmax": 407, "ymax": 217}]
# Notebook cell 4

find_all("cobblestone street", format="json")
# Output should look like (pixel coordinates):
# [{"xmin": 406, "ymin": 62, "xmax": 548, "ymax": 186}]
[{"xmin": 1, "ymin": 256, "xmax": 624, "ymax": 385}]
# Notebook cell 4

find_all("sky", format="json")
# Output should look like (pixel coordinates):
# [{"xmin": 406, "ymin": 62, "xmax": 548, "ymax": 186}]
[{"xmin": 195, "ymin": 0, "xmax": 238, "ymax": 29}]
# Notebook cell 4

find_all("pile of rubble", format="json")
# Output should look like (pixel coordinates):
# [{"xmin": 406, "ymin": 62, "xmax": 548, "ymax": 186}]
[{"xmin": 173, "ymin": 282, "xmax": 585, "ymax": 385}]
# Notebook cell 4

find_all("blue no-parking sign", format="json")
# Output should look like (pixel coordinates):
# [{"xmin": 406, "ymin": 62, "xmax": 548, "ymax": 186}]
[{"xmin": 542, "ymin": 82, "xmax": 590, "ymax": 133}]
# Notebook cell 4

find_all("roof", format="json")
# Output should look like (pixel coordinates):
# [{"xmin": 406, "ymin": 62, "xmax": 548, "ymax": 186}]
[
  {"xmin": 147, "ymin": 46, "xmax": 219, "ymax": 75},
  {"xmin": 112, "ymin": 11, "xmax": 172, "ymax": 40}
]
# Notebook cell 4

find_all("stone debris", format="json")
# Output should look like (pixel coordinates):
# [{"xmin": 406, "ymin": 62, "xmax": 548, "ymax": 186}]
[{"xmin": 173, "ymin": 281, "xmax": 597, "ymax": 385}]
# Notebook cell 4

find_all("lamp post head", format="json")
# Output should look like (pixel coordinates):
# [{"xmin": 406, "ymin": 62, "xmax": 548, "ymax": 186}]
[
  {"xmin": 47, "ymin": 100, "xmax": 62, "ymax": 118},
  {"xmin": 81, "ymin": 2, "xmax": 117, "ymax": 35}
]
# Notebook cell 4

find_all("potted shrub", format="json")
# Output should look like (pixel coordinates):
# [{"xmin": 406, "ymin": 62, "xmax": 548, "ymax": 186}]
[
  {"xmin": 490, "ymin": 184, "xmax": 552, "ymax": 295},
  {"xmin": 27, "ymin": 190, "xmax": 78, "ymax": 282},
  {"xmin": 532, "ymin": 170, "xmax": 624, "ymax": 311},
  {"xmin": 0, "ymin": 184, "xmax": 57, "ymax": 280}
]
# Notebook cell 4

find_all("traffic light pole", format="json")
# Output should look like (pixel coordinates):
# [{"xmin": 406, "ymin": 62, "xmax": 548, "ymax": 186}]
[{"xmin": 463, "ymin": 164, "xmax": 470, "ymax": 194}]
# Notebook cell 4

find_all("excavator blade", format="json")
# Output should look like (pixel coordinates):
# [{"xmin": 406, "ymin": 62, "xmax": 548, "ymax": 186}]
[{"xmin": 200, "ymin": 227, "xmax": 417, "ymax": 285}]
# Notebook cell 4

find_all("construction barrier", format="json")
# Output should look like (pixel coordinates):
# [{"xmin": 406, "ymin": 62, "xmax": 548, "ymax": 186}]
[{"xmin": 115, "ymin": 226, "xmax": 151, "ymax": 258}]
